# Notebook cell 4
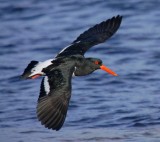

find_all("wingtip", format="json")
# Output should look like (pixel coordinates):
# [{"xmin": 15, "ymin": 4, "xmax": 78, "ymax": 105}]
[
  {"xmin": 118, "ymin": 15, "xmax": 123, "ymax": 23},
  {"xmin": 107, "ymin": 15, "xmax": 123, "ymax": 23},
  {"xmin": 36, "ymin": 94, "xmax": 69, "ymax": 131},
  {"xmin": 116, "ymin": 15, "xmax": 123, "ymax": 20},
  {"xmin": 112, "ymin": 15, "xmax": 123, "ymax": 21},
  {"xmin": 116, "ymin": 15, "xmax": 123, "ymax": 18}
]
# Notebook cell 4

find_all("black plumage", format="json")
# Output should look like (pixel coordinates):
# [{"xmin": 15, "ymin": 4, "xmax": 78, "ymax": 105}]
[
  {"xmin": 56, "ymin": 15, "xmax": 122, "ymax": 57},
  {"xmin": 37, "ymin": 58, "xmax": 75, "ymax": 130},
  {"xmin": 22, "ymin": 15, "xmax": 123, "ymax": 131}
]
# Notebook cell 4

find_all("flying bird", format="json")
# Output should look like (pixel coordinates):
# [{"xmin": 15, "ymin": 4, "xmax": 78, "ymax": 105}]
[{"xmin": 21, "ymin": 15, "xmax": 122, "ymax": 131}]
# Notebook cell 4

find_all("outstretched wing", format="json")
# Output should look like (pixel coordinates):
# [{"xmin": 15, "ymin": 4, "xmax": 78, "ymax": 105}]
[
  {"xmin": 37, "ymin": 68, "xmax": 73, "ymax": 131},
  {"xmin": 56, "ymin": 15, "xmax": 122, "ymax": 58}
]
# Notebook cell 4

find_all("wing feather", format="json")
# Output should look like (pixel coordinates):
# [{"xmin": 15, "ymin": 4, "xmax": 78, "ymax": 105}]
[
  {"xmin": 56, "ymin": 15, "xmax": 122, "ymax": 57},
  {"xmin": 37, "ymin": 67, "xmax": 73, "ymax": 131},
  {"xmin": 37, "ymin": 93, "xmax": 70, "ymax": 131}
]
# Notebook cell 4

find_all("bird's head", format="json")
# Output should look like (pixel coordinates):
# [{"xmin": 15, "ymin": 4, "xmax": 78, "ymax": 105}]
[
  {"xmin": 21, "ymin": 59, "xmax": 53, "ymax": 79},
  {"xmin": 75, "ymin": 58, "xmax": 118, "ymax": 76}
]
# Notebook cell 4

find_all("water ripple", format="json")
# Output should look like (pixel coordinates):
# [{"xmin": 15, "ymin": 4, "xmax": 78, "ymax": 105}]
[{"xmin": 0, "ymin": 0, "xmax": 160, "ymax": 141}]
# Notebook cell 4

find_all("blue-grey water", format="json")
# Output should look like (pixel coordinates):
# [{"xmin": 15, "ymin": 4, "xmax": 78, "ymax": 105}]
[{"xmin": 0, "ymin": 0, "xmax": 160, "ymax": 142}]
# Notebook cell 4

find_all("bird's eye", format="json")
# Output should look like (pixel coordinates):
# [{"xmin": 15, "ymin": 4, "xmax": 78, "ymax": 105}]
[{"xmin": 94, "ymin": 61, "xmax": 99, "ymax": 65}]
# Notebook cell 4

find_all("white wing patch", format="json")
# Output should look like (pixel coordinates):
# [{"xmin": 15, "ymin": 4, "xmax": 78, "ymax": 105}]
[
  {"xmin": 29, "ymin": 59, "xmax": 53, "ymax": 77},
  {"xmin": 43, "ymin": 76, "xmax": 50, "ymax": 95},
  {"xmin": 58, "ymin": 44, "xmax": 73, "ymax": 55},
  {"xmin": 75, "ymin": 41, "xmax": 81, "ymax": 43},
  {"xmin": 56, "ymin": 41, "xmax": 81, "ymax": 57},
  {"xmin": 72, "ymin": 66, "xmax": 77, "ymax": 76}
]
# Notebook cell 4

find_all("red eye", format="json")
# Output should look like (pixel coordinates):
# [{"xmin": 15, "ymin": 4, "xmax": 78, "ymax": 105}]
[{"xmin": 94, "ymin": 61, "xmax": 99, "ymax": 65}]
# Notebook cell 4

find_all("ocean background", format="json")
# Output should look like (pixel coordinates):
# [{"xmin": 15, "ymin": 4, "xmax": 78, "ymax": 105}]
[{"xmin": 0, "ymin": 0, "xmax": 160, "ymax": 141}]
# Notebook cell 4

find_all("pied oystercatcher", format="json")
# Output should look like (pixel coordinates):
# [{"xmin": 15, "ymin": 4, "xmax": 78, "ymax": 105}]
[{"xmin": 21, "ymin": 15, "xmax": 122, "ymax": 131}]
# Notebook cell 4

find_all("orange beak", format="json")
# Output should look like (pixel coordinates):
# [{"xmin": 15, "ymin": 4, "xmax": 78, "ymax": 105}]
[
  {"xmin": 100, "ymin": 65, "xmax": 118, "ymax": 76},
  {"xmin": 30, "ymin": 74, "xmax": 42, "ymax": 79}
]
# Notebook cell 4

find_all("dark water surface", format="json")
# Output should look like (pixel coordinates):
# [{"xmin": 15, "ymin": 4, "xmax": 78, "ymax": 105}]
[{"xmin": 0, "ymin": 0, "xmax": 160, "ymax": 141}]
